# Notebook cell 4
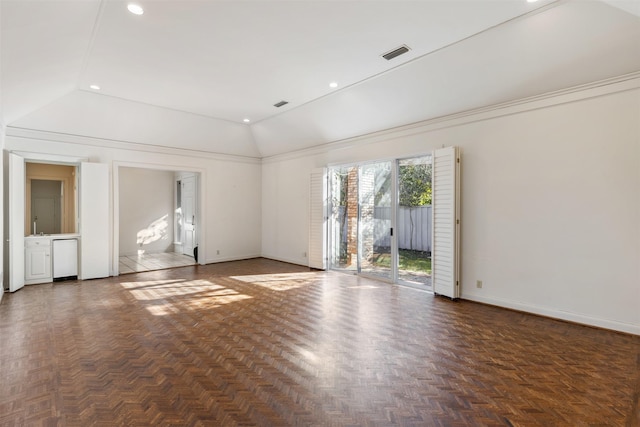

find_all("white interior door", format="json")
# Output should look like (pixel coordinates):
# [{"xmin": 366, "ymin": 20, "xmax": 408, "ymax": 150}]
[
  {"xmin": 9, "ymin": 153, "xmax": 25, "ymax": 292},
  {"xmin": 432, "ymin": 146, "xmax": 461, "ymax": 299},
  {"xmin": 181, "ymin": 175, "xmax": 196, "ymax": 257},
  {"xmin": 80, "ymin": 162, "xmax": 109, "ymax": 280}
]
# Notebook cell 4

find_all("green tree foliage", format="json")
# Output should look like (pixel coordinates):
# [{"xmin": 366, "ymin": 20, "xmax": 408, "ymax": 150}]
[{"xmin": 399, "ymin": 163, "xmax": 432, "ymax": 207}]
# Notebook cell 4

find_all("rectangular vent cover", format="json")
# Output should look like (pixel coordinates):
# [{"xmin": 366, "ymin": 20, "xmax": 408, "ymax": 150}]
[
  {"xmin": 382, "ymin": 45, "xmax": 410, "ymax": 61},
  {"xmin": 274, "ymin": 100, "xmax": 289, "ymax": 108}
]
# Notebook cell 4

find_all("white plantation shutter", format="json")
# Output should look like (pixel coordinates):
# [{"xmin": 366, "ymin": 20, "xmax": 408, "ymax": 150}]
[
  {"xmin": 432, "ymin": 146, "xmax": 460, "ymax": 299},
  {"xmin": 309, "ymin": 168, "xmax": 327, "ymax": 269}
]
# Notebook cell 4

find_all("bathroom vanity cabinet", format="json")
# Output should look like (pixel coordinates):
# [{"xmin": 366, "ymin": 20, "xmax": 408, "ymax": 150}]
[{"xmin": 25, "ymin": 237, "xmax": 51, "ymax": 284}]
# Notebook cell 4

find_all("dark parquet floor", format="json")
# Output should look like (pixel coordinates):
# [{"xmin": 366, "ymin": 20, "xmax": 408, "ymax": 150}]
[{"xmin": 0, "ymin": 258, "xmax": 638, "ymax": 426}]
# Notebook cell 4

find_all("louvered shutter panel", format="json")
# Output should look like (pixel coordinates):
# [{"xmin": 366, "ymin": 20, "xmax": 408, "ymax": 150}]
[
  {"xmin": 309, "ymin": 168, "xmax": 327, "ymax": 269},
  {"xmin": 432, "ymin": 146, "xmax": 460, "ymax": 299}
]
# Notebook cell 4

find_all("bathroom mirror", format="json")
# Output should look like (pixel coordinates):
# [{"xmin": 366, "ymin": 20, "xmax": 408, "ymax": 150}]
[
  {"xmin": 30, "ymin": 180, "xmax": 63, "ymax": 234},
  {"xmin": 25, "ymin": 163, "xmax": 77, "ymax": 236}
]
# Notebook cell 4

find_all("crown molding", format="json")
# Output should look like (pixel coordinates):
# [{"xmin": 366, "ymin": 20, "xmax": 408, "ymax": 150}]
[
  {"xmin": 5, "ymin": 126, "xmax": 262, "ymax": 165},
  {"xmin": 262, "ymin": 71, "xmax": 640, "ymax": 164}
]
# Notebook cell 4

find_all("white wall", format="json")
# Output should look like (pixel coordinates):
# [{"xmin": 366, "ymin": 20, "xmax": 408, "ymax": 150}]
[
  {"xmin": 261, "ymin": 78, "xmax": 640, "ymax": 335},
  {"xmin": 4, "ymin": 129, "xmax": 262, "ymax": 273},
  {"xmin": 118, "ymin": 167, "xmax": 175, "ymax": 256}
]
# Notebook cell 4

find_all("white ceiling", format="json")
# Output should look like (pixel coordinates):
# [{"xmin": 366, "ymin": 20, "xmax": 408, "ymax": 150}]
[{"xmin": 1, "ymin": 0, "xmax": 639, "ymax": 157}]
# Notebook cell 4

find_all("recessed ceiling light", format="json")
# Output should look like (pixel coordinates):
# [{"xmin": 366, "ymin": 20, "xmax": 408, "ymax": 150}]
[
  {"xmin": 127, "ymin": 3, "xmax": 144, "ymax": 15},
  {"xmin": 89, "ymin": 84, "xmax": 100, "ymax": 90},
  {"xmin": 329, "ymin": 82, "xmax": 338, "ymax": 88},
  {"xmin": 243, "ymin": 118, "xmax": 250, "ymax": 123}
]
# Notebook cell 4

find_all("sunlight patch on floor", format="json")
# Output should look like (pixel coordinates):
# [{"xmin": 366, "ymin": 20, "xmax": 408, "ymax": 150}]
[
  {"xmin": 346, "ymin": 285, "xmax": 380, "ymax": 290},
  {"xmin": 121, "ymin": 278, "xmax": 252, "ymax": 315},
  {"xmin": 230, "ymin": 272, "xmax": 318, "ymax": 291}
]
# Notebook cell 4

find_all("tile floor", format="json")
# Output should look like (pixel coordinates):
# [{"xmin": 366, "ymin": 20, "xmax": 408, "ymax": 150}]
[{"xmin": 118, "ymin": 251, "xmax": 196, "ymax": 274}]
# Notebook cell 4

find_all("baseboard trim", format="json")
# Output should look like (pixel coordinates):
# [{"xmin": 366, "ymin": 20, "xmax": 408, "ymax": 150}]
[
  {"xmin": 204, "ymin": 254, "xmax": 262, "ymax": 265},
  {"xmin": 260, "ymin": 255, "xmax": 310, "ymax": 268},
  {"xmin": 462, "ymin": 293, "xmax": 640, "ymax": 336}
]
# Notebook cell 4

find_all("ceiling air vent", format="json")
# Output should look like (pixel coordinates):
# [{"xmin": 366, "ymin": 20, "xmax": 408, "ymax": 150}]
[
  {"xmin": 273, "ymin": 100, "xmax": 289, "ymax": 108},
  {"xmin": 382, "ymin": 45, "xmax": 410, "ymax": 61}
]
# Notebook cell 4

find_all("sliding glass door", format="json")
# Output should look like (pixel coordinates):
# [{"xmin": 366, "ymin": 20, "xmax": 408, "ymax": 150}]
[
  {"xmin": 329, "ymin": 166, "xmax": 358, "ymax": 272},
  {"xmin": 329, "ymin": 155, "xmax": 434, "ymax": 289},
  {"xmin": 358, "ymin": 162, "xmax": 393, "ymax": 280},
  {"xmin": 329, "ymin": 161, "xmax": 393, "ymax": 281}
]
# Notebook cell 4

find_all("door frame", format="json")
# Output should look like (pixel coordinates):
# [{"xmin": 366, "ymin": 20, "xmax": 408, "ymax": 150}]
[{"xmin": 112, "ymin": 161, "xmax": 206, "ymax": 276}]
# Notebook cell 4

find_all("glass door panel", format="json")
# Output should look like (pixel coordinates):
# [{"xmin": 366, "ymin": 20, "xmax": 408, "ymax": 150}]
[
  {"xmin": 329, "ymin": 166, "xmax": 358, "ymax": 272},
  {"xmin": 358, "ymin": 162, "xmax": 392, "ymax": 280},
  {"xmin": 397, "ymin": 156, "xmax": 432, "ymax": 289}
]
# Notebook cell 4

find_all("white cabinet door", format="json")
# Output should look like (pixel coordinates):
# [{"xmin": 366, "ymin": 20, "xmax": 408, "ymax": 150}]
[
  {"xmin": 25, "ymin": 244, "xmax": 51, "ymax": 282},
  {"xmin": 80, "ymin": 162, "xmax": 110, "ymax": 280},
  {"xmin": 9, "ymin": 153, "xmax": 25, "ymax": 292}
]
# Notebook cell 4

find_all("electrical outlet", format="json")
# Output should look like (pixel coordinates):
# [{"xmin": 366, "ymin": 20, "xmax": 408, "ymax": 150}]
[
  {"xmin": 216, "ymin": 250, "xmax": 220, "ymax": 255},
  {"xmin": 476, "ymin": 280, "xmax": 483, "ymax": 289},
  {"xmin": 303, "ymin": 252, "xmax": 307, "ymax": 258}
]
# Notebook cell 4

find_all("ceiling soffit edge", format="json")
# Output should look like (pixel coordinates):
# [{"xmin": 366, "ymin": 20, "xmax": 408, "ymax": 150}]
[
  {"xmin": 261, "ymin": 71, "xmax": 640, "ymax": 164},
  {"xmin": 5, "ymin": 126, "xmax": 262, "ymax": 165}
]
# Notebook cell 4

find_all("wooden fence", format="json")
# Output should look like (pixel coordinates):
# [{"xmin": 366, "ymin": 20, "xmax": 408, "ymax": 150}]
[
  {"xmin": 374, "ymin": 206, "xmax": 431, "ymax": 252},
  {"xmin": 335, "ymin": 205, "xmax": 432, "ymax": 253}
]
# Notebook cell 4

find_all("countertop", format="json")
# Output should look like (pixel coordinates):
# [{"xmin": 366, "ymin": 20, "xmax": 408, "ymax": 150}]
[{"xmin": 25, "ymin": 234, "xmax": 81, "ymax": 239}]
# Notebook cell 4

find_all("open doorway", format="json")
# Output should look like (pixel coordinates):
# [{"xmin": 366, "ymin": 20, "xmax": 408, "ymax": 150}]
[
  {"xmin": 117, "ymin": 167, "xmax": 199, "ymax": 274},
  {"xmin": 397, "ymin": 156, "xmax": 432, "ymax": 290}
]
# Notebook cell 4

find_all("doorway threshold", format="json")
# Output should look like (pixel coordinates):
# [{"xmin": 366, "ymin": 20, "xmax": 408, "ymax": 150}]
[
  {"xmin": 396, "ymin": 279, "xmax": 433, "ymax": 293},
  {"xmin": 119, "ymin": 252, "xmax": 196, "ymax": 274}
]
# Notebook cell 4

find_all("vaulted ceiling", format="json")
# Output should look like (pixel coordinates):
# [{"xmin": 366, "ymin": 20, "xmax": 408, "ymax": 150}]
[{"xmin": 1, "ymin": 0, "xmax": 639, "ymax": 158}]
